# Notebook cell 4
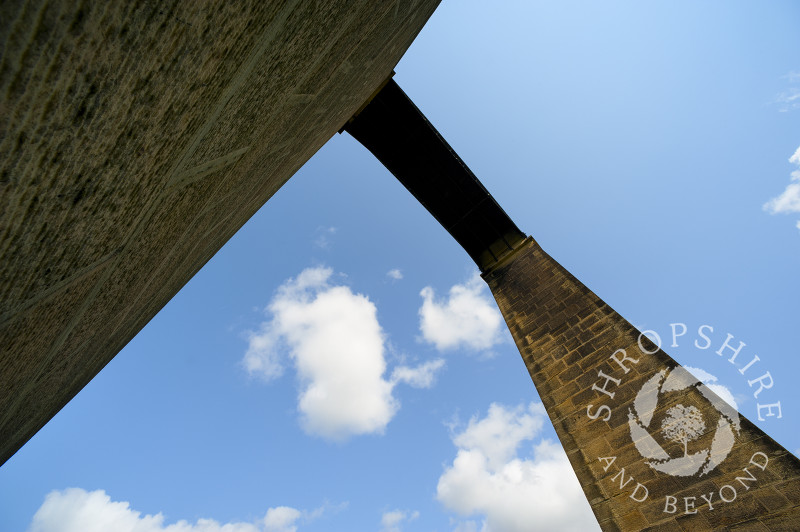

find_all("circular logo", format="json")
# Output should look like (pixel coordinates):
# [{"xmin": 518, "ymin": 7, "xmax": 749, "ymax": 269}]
[{"xmin": 628, "ymin": 366, "xmax": 741, "ymax": 477}]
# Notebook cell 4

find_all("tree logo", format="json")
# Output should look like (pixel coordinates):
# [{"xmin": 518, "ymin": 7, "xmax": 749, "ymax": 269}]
[{"xmin": 628, "ymin": 366, "xmax": 741, "ymax": 477}]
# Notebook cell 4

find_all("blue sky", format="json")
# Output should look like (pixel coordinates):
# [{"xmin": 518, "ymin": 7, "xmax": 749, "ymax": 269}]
[{"xmin": 2, "ymin": 1, "xmax": 799, "ymax": 531}]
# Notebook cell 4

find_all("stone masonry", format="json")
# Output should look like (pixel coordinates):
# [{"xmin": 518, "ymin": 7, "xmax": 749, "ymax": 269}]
[
  {"xmin": 0, "ymin": 0, "xmax": 441, "ymax": 465},
  {"xmin": 484, "ymin": 237, "xmax": 800, "ymax": 531}
]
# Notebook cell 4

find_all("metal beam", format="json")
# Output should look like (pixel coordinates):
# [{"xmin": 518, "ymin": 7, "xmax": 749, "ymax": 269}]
[{"xmin": 344, "ymin": 79, "xmax": 526, "ymax": 272}]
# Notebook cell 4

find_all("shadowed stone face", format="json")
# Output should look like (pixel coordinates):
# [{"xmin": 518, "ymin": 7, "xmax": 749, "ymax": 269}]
[{"xmin": 0, "ymin": 0, "xmax": 441, "ymax": 466}]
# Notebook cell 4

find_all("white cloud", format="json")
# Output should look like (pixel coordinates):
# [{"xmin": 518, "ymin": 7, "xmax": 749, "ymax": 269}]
[
  {"xmin": 391, "ymin": 359, "xmax": 445, "ymax": 388},
  {"xmin": 300, "ymin": 500, "xmax": 347, "ymax": 522},
  {"xmin": 437, "ymin": 403, "xmax": 599, "ymax": 532},
  {"xmin": 263, "ymin": 507, "xmax": 301, "ymax": 532},
  {"xmin": 764, "ymin": 146, "xmax": 800, "ymax": 231},
  {"xmin": 451, "ymin": 403, "xmax": 545, "ymax": 470},
  {"xmin": 419, "ymin": 273, "xmax": 504, "ymax": 353},
  {"xmin": 763, "ymin": 171, "xmax": 800, "ymax": 214},
  {"xmin": 244, "ymin": 267, "xmax": 442, "ymax": 441},
  {"xmin": 386, "ymin": 269, "xmax": 403, "ymax": 281},
  {"xmin": 380, "ymin": 509, "xmax": 419, "ymax": 532},
  {"xmin": 27, "ymin": 488, "xmax": 298, "ymax": 532},
  {"xmin": 683, "ymin": 366, "xmax": 738, "ymax": 410}
]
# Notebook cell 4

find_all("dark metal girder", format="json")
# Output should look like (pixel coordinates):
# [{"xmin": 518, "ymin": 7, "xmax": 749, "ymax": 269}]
[{"xmin": 343, "ymin": 79, "xmax": 526, "ymax": 272}]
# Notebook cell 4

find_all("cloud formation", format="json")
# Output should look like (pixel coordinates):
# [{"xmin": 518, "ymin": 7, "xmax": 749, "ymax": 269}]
[
  {"xmin": 419, "ymin": 273, "xmax": 504, "ymax": 353},
  {"xmin": 245, "ymin": 267, "xmax": 443, "ymax": 441},
  {"xmin": 763, "ymin": 146, "xmax": 800, "ymax": 232},
  {"xmin": 391, "ymin": 359, "xmax": 446, "ymax": 389},
  {"xmin": 27, "ymin": 488, "xmax": 310, "ymax": 532},
  {"xmin": 386, "ymin": 269, "xmax": 404, "ymax": 281},
  {"xmin": 380, "ymin": 509, "xmax": 419, "ymax": 532},
  {"xmin": 437, "ymin": 403, "xmax": 598, "ymax": 532}
]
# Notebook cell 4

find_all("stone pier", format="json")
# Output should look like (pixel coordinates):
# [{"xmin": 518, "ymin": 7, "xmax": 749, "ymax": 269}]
[{"xmin": 484, "ymin": 237, "xmax": 800, "ymax": 530}]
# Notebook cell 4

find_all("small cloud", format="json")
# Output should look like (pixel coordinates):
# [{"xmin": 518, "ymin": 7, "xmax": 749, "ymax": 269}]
[
  {"xmin": 437, "ymin": 403, "xmax": 599, "ymax": 532},
  {"xmin": 683, "ymin": 366, "xmax": 738, "ymax": 410},
  {"xmin": 386, "ymin": 269, "xmax": 403, "ymax": 281},
  {"xmin": 244, "ymin": 267, "xmax": 395, "ymax": 440},
  {"xmin": 418, "ymin": 273, "xmax": 504, "ymax": 353},
  {"xmin": 262, "ymin": 502, "xmax": 345, "ymax": 532},
  {"xmin": 244, "ymin": 267, "xmax": 442, "ymax": 441},
  {"xmin": 313, "ymin": 226, "xmax": 337, "ymax": 249},
  {"xmin": 763, "ymin": 145, "xmax": 800, "ymax": 231},
  {"xmin": 391, "ymin": 359, "xmax": 445, "ymax": 388},
  {"xmin": 763, "ymin": 171, "xmax": 800, "ymax": 213},
  {"xmin": 380, "ymin": 509, "xmax": 419, "ymax": 532},
  {"xmin": 303, "ymin": 500, "xmax": 348, "ymax": 522}
]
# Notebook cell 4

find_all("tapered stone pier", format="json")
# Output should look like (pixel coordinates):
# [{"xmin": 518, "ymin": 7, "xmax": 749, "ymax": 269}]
[{"xmin": 484, "ymin": 237, "xmax": 800, "ymax": 530}]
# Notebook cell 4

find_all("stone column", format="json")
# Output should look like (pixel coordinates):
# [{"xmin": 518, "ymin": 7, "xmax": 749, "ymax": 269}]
[{"xmin": 484, "ymin": 237, "xmax": 800, "ymax": 530}]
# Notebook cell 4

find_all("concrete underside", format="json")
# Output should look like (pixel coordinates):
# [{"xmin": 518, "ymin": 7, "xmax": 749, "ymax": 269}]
[{"xmin": 0, "ymin": 0, "xmax": 440, "ymax": 465}]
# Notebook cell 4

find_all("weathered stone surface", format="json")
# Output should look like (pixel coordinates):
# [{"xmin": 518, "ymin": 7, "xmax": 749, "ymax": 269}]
[
  {"xmin": 484, "ymin": 237, "xmax": 800, "ymax": 530},
  {"xmin": 0, "ymin": 0, "xmax": 441, "ymax": 465}
]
